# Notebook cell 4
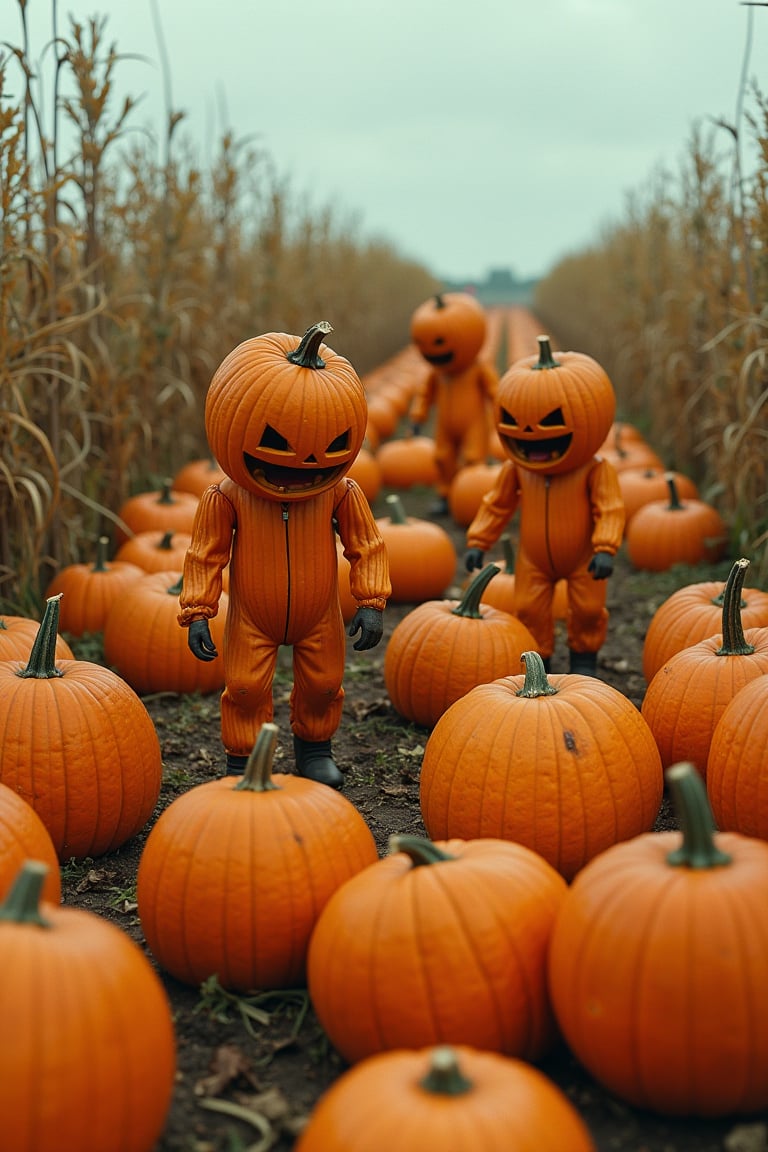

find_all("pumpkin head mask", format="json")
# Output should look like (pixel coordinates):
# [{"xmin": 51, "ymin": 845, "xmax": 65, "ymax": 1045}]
[
  {"xmin": 410, "ymin": 292, "xmax": 487, "ymax": 375},
  {"xmin": 496, "ymin": 336, "xmax": 616, "ymax": 476},
  {"xmin": 205, "ymin": 321, "xmax": 367, "ymax": 501}
]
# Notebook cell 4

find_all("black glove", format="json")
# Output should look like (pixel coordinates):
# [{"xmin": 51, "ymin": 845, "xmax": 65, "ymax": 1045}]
[
  {"xmin": 464, "ymin": 548, "xmax": 485, "ymax": 572},
  {"xmin": 588, "ymin": 552, "xmax": 614, "ymax": 580},
  {"xmin": 348, "ymin": 607, "xmax": 384, "ymax": 651},
  {"xmin": 188, "ymin": 618, "xmax": 218, "ymax": 661}
]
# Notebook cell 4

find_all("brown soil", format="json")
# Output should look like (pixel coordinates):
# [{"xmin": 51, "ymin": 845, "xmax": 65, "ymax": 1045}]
[{"xmin": 62, "ymin": 486, "xmax": 767, "ymax": 1152}]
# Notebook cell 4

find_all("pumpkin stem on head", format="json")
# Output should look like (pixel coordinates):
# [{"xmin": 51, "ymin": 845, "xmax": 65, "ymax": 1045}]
[
  {"xmin": 388, "ymin": 833, "xmax": 457, "ymax": 866},
  {"xmin": 716, "ymin": 558, "xmax": 755, "ymax": 657},
  {"xmin": 434, "ymin": 293, "xmax": 446, "ymax": 309},
  {"xmin": 17, "ymin": 594, "xmax": 64, "ymax": 680},
  {"xmin": 451, "ymin": 564, "xmax": 500, "ymax": 619},
  {"xmin": 0, "ymin": 861, "xmax": 52, "ymax": 928},
  {"xmin": 286, "ymin": 321, "xmax": 334, "ymax": 370},
  {"xmin": 233, "ymin": 722, "xmax": 281, "ymax": 792},
  {"xmin": 532, "ymin": 335, "xmax": 561, "ymax": 371},
  {"xmin": 420, "ymin": 1047, "xmax": 473, "ymax": 1096},
  {"xmin": 665, "ymin": 763, "xmax": 732, "ymax": 869},
  {"xmin": 516, "ymin": 650, "xmax": 559, "ymax": 697}
]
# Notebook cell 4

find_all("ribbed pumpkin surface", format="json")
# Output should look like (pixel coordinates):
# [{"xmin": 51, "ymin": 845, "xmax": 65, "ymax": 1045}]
[
  {"xmin": 44, "ymin": 538, "xmax": 145, "ymax": 636},
  {"xmin": 707, "ymin": 675, "xmax": 768, "ymax": 837},
  {"xmin": 420, "ymin": 661, "xmax": 663, "ymax": 881},
  {"xmin": 0, "ymin": 783, "xmax": 60, "ymax": 903},
  {"xmin": 0, "ymin": 615, "xmax": 73, "ymax": 661}
]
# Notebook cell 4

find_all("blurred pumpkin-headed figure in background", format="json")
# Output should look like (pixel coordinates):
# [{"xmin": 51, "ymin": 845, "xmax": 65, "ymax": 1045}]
[
  {"xmin": 178, "ymin": 321, "xmax": 391, "ymax": 789},
  {"xmin": 409, "ymin": 292, "xmax": 499, "ymax": 515},
  {"xmin": 465, "ymin": 336, "xmax": 625, "ymax": 676}
]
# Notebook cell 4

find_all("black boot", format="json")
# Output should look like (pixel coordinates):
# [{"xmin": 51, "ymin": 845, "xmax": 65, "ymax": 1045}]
[
  {"xmin": 429, "ymin": 495, "xmax": 450, "ymax": 517},
  {"xmin": 225, "ymin": 751, "xmax": 249, "ymax": 775},
  {"xmin": 568, "ymin": 649, "xmax": 598, "ymax": 677},
  {"xmin": 293, "ymin": 735, "xmax": 344, "ymax": 790}
]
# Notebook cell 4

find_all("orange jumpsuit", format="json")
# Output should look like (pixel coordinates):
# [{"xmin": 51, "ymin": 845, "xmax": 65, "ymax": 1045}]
[
  {"xmin": 410, "ymin": 361, "xmax": 498, "ymax": 497},
  {"xmin": 178, "ymin": 476, "xmax": 390, "ymax": 757},
  {"xmin": 466, "ymin": 457, "xmax": 625, "ymax": 658}
]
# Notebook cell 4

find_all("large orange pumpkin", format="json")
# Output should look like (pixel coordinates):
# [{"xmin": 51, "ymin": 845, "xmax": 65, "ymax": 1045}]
[
  {"xmin": 0, "ymin": 595, "xmax": 162, "ymax": 860},
  {"xmin": 548, "ymin": 763, "xmax": 768, "ymax": 1116},
  {"xmin": 626, "ymin": 474, "xmax": 728, "ymax": 570},
  {"xmin": 447, "ymin": 460, "xmax": 501, "ymax": 527},
  {"xmin": 641, "ymin": 558, "xmax": 768, "ymax": 777},
  {"xmin": 376, "ymin": 434, "xmax": 439, "ymax": 490},
  {"xmin": 114, "ymin": 528, "xmax": 194, "ymax": 574},
  {"xmin": 307, "ymin": 833, "xmax": 566, "ymax": 1065},
  {"xmin": 295, "ymin": 1044, "xmax": 597, "ymax": 1152},
  {"xmin": 707, "ymin": 673, "xmax": 768, "ymax": 837},
  {"xmin": 115, "ymin": 478, "xmax": 199, "ymax": 545},
  {"xmin": 0, "ymin": 861, "xmax": 175, "ymax": 1152},
  {"xmin": 420, "ymin": 651, "xmax": 663, "ymax": 881},
  {"xmin": 137, "ymin": 722, "xmax": 378, "ymax": 991},
  {"xmin": 0, "ymin": 783, "xmax": 60, "ymax": 903},
  {"xmin": 384, "ymin": 564, "xmax": 537, "ymax": 728},
  {"xmin": 43, "ymin": 535, "xmax": 145, "ymax": 636},
  {"xmin": 204, "ymin": 321, "xmax": 367, "ymax": 501},
  {"xmin": 376, "ymin": 494, "xmax": 457, "ymax": 602}
]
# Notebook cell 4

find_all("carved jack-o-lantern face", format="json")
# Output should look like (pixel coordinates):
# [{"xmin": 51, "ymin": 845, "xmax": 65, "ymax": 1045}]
[
  {"xmin": 496, "ymin": 337, "xmax": 616, "ymax": 476},
  {"xmin": 205, "ymin": 322, "xmax": 367, "ymax": 501},
  {"xmin": 410, "ymin": 292, "xmax": 487, "ymax": 375}
]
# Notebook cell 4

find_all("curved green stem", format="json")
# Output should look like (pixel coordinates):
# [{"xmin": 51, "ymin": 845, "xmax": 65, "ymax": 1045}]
[
  {"xmin": 385, "ymin": 493, "xmax": 409, "ymax": 525},
  {"xmin": 157, "ymin": 531, "xmax": 176, "ymax": 550},
  {"xmin": 233, "ymin": 722, "xmax": 281, "ymax": 792},
  {"xmin": 167, "ymin": 574, "xmax": 184, "ymax": 597},
  {"xmin": 157, "ymin": 479, "xmax": 176, "ymax": 505},
  {"xmin": 17, "ymin": 595, "xmax": 63, "ymax": 680},
  {"xmin": 516, "ymin": 650, "xmax": 558, "ymax": 697},
  {"xmin": 716, "ymin": 558, "xmax": 755, "ymax": 656},
  {"xmin": 665, "ymin": 763, "xmax": 732, "ymax": 869},
  {"xmin": 0, "ymin": 861, "xmax": 52, "ymax": 926},
  {"xmin": 419, "ymin": 1048, "xmax": 473, "ymax": 1096},
  {"xmin": 532, "ymin": 335, "xmax": 561, "ymax": 370},
  {"xmin": 92, "ymin": 534, "xmax": 111, "ymax": 573},
  {"xmin": 663, "ymin": 472, "xmax": 686, "ymax": 511},
  {"xmin": 451, "ymin": 564, "xmax": 499, "ymax": 618},
  {"xmin": 388, "ymin": 834, "xmax": 457, "ymax": 866},
  {"xmin": 286, "ymin": 321, "xmax": 333, "ymax": 369}
]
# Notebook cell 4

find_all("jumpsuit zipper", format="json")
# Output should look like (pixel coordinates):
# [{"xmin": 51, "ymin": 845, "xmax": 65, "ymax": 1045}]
[{"xmin": 282, "ymin": 502, "xmax": 291, "ymax": 643}]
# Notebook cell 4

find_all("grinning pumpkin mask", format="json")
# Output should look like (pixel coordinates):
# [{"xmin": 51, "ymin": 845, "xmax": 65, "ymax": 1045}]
[
  {"xmin": 410, "ymin": 292, "xmax": 487, "ymax": 375},
  {"xmin": 205, "ymin": 321, "xmax": 368, "ymax": 501},
  {"xmin": 496, "ymin": 336, "xmax": 616, "ymax": 476}
]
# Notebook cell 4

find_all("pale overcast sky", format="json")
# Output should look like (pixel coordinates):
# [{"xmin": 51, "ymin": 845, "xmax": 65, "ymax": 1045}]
[{"xmin": 16, "ymin": 1, "xmax": 767, "ymax": 281}]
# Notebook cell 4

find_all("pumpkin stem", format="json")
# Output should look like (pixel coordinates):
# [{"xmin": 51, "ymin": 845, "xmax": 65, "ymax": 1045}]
[
  {"xmin": 385, "ymin": 492, "xmax": 409, "ymax": 525},
  {"xmin": 17, "ymin": 594, "xmax": 64, "ymax": 680},
  {"xmin": 92, "ymin": 534, "xmax": 111, "ymax": 573},
  {"xmin": 233, "ymin": 722, "xmax": 281, "ymax": 792},
  {"xmin": 663, "ymin": 472, "xmax": 686, "ymax": 511},
  {"xmin": 158, "ymin": 531, "xmax": 175, "ymax": 550},
  {"xmin": 516, "ymin": 650, "xmax": 558, "ymax": 697},
  {"xmin": 419, "ymin": 1047, "xmax": 473, "ymax": 1096},
  {"xmin": 716, "ymin": 558, "xmax": 755, "ymax": 657},
  {"xmin": 0, "ymin": 861, "xmax": 52, "ymax": 927},
  {"xmin": 158, "ymin": 478, "xmax": 176, "ymax": 505},
  {"xmin": 167, "ymin": 574, "xmax": 184, "ymax": 597},
  {"xmin": 665, "ymin": 763, "xmax": 732, "ymax": 869},
  {"xmin": 388, "ymin": 834, "xmax": 457, "ymax": 866},
  {"xmin": 451, "ymin": 564, "xmax": 500, "ymax": 619},
  {"xmin": 532, "ymin": 335, "xmax": 561, "ymax": 370},
  {"xmin": 434, "ymin": 293, "xmax": 446, "ymax": 309},
  {"xmin": 286, "ymin": 321, "xmax": 333, "ymax": 370}
]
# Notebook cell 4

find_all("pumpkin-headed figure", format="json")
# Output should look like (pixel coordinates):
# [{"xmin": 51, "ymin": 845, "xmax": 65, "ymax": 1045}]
[
  {"xmin": 409, "ymin": 292, "xmax": 498, "ymax": 514},
  {"xmin": 178, "ymin": 322, "xmax": 391, "ymax": 787},
  {"xmin": 465, "ymin": 337, "xmax": 625, "ymax": 674}
]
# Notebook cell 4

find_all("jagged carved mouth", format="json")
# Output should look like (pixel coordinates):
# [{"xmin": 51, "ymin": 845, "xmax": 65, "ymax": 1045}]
[
  {"xmin": 244, "ymin": 452, "xmax": 343, "ymax": 493},
  {"xmin": 424, "ymin": 351, "xmax": 454, "ymax": 366},
  {"xmin": 502, "ymin": 432, "xmax": 573, "ymax": 465}
]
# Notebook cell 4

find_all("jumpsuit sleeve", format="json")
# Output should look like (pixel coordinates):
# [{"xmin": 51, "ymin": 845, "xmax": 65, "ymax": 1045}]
[
  {"xmin": 408, "ymin": 368, "xmax": 438, "ymax": 427},
  {"xmin": 334, "ymin": 479, "xmax": 391, "ymax": 611},
  {"xmin": 588, "ymin": 457, "xmax": 626, "ymax": 555},
  {"xmin": 465, "ymin": 461, "xmax": 521, "ymax": 552},
  {"xmin": 177, "ymin": 484, "xmax": 236, "ymax": 626}
]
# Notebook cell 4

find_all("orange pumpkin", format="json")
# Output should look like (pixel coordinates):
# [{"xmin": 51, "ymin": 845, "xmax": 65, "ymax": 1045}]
[
  {"xmin": 626, "ymin": 474, "xmax": 728, "ymax": 571},
  {"xmin": 137, "ymin": 723, "xmax": 378, "ymax": 991},
  {"xmin": 642, "ymin": 571, "xmax": 768, "ymax": 683},
  {"xmin": 376, "ymin": 434, "xmax": 439, "ymax": 490},
  {"xmin": 548, "ymin": 763, "xmax": 768, "ymax": 1116},
  {"xmin": 115, "ymin": 479, "xmax": 199, "ymax": 546},
  {"xmin": 307, "ymin": 833, "xmax": 567, "ymax": 1064},
  {"xmin": 114, "ymin": 528, "xmax": 193, "ymax": 574},
  {"xmin": 384, "ymin": 564, "xmax": 538, "ymax": 728},
  {"xmin": 447, "ymin": 460, "xmax": 501, "ymax": 527},
  {"xmin": 204, "ymin": 321, "xmax": 367, "ymax": 502},
  {"xmin": 0, "ymin": 595, "xmax": 162, "ymax": 860},
  {"xmin": 0, "ymin": 861, "xmax": 175, "ymax": 1151},
  {"xmin": 410, "ymin": 293, "xmax": 487, "ymax": 375},
  {"xmin": 376, "ymin": 494, "xmax": 457, "ymax": 603},
  {"xmin": 172, "ymin": 455, "xmax": 226, "ymax": 497},
  {"xmin": 641, "ymin": 558, "xmax": 768, "ymax": 777},
  {"xmin": 346, "ymin": 444, "xmax": 383, "ymax": 503},
  {"xmin": 618, "ymin": 466, "xmax": 699, "ymax": 524},
  {"xmin": 295, "ymin": 1044, "xmax": 597, "ymax": 1152},
  {"xmin": 0, "ymin": 614, "xmax": 73, "ymax": 662},
  {"xmin": 0, "ymin": 783, "xmax": 60, "ymax": 903},
  {"xmin": 103, "ymin": 571, "xmax": 228, "ymax": 695},
  {"xmin": 43, "ymin": 535, "xmax": 145, "ymax": 636},
  {"xmin": 599, "ymin": 424, "xmax": 664, "ymax": 473},
  {"xmin": 707, "ymin": 674, "xmax": 768, "ymax": 837},
  {"xmin": 420, "ymin": 651, "xmax": 663, "ymax": 881}
]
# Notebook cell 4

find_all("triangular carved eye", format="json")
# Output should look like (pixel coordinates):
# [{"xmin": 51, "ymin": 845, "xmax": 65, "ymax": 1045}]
[
  {"xmin": 499, "ymin": 407, "xmax": 517, "ymax": 427},
  {"xmin": 539, "ymin": 407, "xmax": 565, "ymax": 427},
  {"xmin": 327, "ymin": 430, "xmax": 350, "ymax": 453},
  {"xmin": 259, "ymin": 424, "xmax": 291, "ymax": 451}
]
